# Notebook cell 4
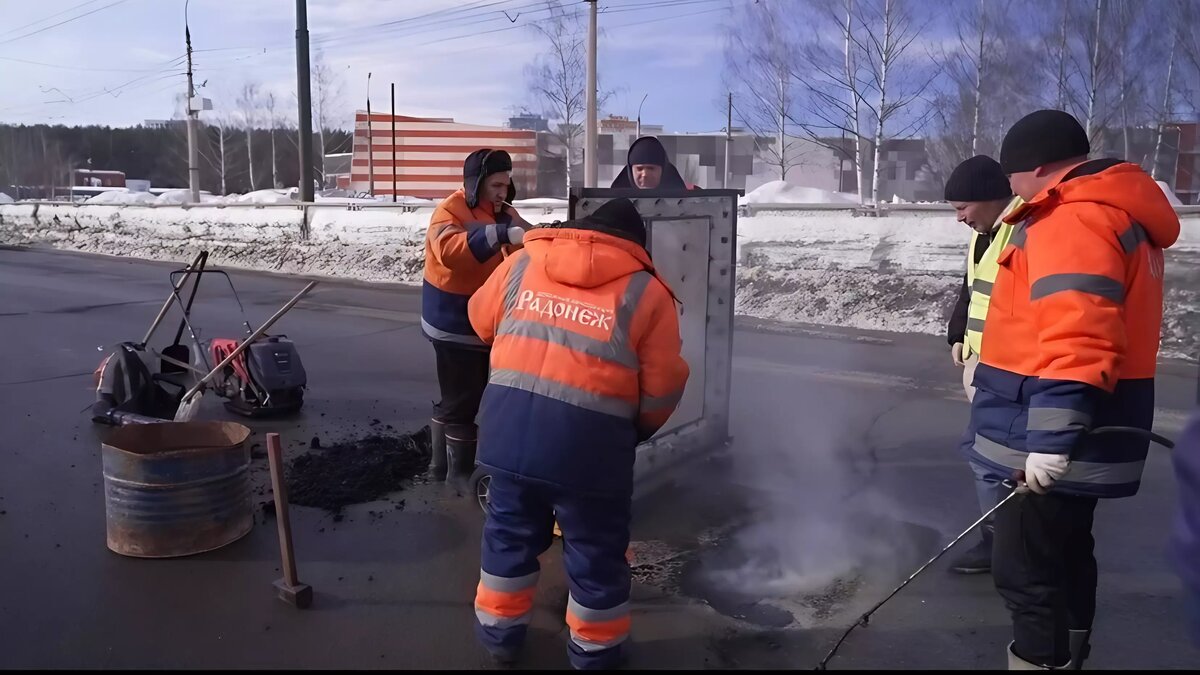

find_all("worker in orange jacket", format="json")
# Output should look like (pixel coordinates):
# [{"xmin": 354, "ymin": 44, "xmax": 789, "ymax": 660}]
[
  {"xmin": 964, "ymin": 110, "xmax": 1180, "ymax": 669},
  {"xmin": 467, "ymin": 198, "xmax": 689, "ymax": 668},
  {"xmin": 422, "ymin": 149, "xmax": 531, "ymax": 488}
]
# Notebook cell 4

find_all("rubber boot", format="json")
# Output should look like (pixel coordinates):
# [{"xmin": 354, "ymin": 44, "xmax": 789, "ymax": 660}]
[
  {"xmin": 429, "ymin": 418, "xmax": 447, "ymax": 482},
  {"xmin": 1008, "ymin": 642, "xmax": 1071, "ymax": 670},
  {"xmin": 1067, "ymin": 630, "xmax": 1091, "ymax": 670},
  {"xmin": 446, "ymin": 423, "xmax": 478, "ymax": 496}
]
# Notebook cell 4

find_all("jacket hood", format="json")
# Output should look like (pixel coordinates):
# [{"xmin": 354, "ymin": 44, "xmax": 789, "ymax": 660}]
[
  {"xmin": 523, "ymin": 227, "xmax": 653, "ymax": 289},
  {"xmin": 1013, "ymin": 160, "xmax": 1180, "ymax": 249}
]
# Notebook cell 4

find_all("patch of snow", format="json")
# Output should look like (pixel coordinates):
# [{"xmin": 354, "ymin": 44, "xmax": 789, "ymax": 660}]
[
  {"xmin": 741, "ymin": 180, "xmax": 860, "ymax": 205},
  {"xmin": 395, "ymin": 196, "xmax": 436, "ymax": 206},
  {"xmin": 314, "ymin": 195, "xmax": 393, "ymax": 204},
  {"xmin": 84, "ymin": 190, "xmax": 157, "ymax": 205},
  {"xmin": 225, "ymin": 187, "xmax": 296, "ymax": 204},
  {"xmin": 154, "ymin": 189, "xmax": 222, "ymax": 205},
  {"xmin": 514, "ymin": 197, "xmax": 569, "ymax": 208},
  {"xmin": 230, "ymin": 189, "xmax": 296, "ymax": 204},
  {"xmin": 0, "ymin": 192, "xmax": 13, "ymax": 204}
]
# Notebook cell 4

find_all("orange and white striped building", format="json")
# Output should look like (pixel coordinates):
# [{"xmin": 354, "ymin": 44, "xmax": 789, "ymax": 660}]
[{"xmin": 343, "ymin": 111, "xmax": 538, "ymax": 200}]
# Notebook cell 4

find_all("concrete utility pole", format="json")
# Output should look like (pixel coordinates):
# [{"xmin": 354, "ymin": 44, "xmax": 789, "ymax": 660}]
[
  {"xmin": 295, "ymin": 0, "xmax": 315, "ymax": 202},
  {"xmin": 391, "ymin": 82, "xmax": 397, "ymax": 203},
  {"xmin": 184, "ymin": 0, "xmax": 200, "ymax": 203},
  {"xmin": 585, "ymin": 0, "xmax": 598, "ymax": 188}
]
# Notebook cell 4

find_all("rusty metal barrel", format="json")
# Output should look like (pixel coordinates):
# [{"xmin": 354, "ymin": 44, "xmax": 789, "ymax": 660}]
[{"xmin": 101, "ymin": 421, "xmax": 253, "ymax": 558}]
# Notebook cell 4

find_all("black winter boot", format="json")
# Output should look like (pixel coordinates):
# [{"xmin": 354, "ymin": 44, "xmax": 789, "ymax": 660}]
[
  {"xmin": 429, "ymin": 418, "xmax": 447, "ymax": 482},
  {"xmin": 1067, "ymin": 630, "xmax": 1090, "ymax": 670},
  {"xmin": 445, "ymin": 423, "xmax": 478, "ymax": 496}
]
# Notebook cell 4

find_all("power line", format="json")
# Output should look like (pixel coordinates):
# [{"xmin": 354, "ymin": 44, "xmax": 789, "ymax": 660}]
[
  {"xmin": 601, "ymin": 0, "xmax": 728, "ymax": 11},
  {"xmin": 192, "ymin": 0, "xmax": 550, "ymax": 55},
  {"xmin": 605, "ymin": 2, "xmax": 732, "ymax": 27},
  {"xmin": 0, "ymin": 0, "xmax": 131, "ymax": 47},
  {"xmin": 0, "ymin": 55, "xmax": 187, "ymax": 116},
  {"xmin": 0, "ymin": 0, "xmax": 739, "ymax": 121},
  {"xmin": 0, "ymin": 0, "xmax": 106, "ymax": 39},
  {"xmin": 187, "ymin": 0, "xmax": 734, "ymax": 91},
  {"xmin": 0, "ymin": 54, "xmax": 187, "ymax": 74}
]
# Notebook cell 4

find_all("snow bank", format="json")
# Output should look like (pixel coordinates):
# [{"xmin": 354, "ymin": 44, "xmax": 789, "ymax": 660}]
[
  {"xmin": 0, "ymin": 192, "xmax": 13, "ymax": 204},
  {"xmin": 1, "ymin": 202, "xmax": 1195, "ymax": 360},
  {"xmin": 735, "ymin": 210, "xmax": 1200, "ymax": 360},
  {"xmin": 154, "ymin": 189, "xmax": 222, "ymax": 205},
  {"xmin": 230, "ymin": 189, "xmax": 296, "ymax": 204},
  {"xmin": 84, "ymin": 189, "xmax": 157, "ymax": 205},
  {"xmin": 742, "ymin": 180, "xmax": 860, "ymax": 205}
]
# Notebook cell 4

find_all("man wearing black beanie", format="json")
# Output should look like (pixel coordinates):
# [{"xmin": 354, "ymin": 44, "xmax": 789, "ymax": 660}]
[
  {"xmin": 964, "ymin": 109, "xmax": 1181, "ymax": 669},
  {"xmin": 610, "ymin": 136, "xmax": 689, "ymax": 190},
  {"xmin": 943, "ymin": 155, "xmax": 1020, "ymax": 575}
]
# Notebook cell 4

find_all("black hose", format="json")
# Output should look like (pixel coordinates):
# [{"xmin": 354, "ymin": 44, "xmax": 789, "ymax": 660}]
[
  {"xmin": 1088, "ymin": 425, "xmax": 1175, "ymax": 449},
  {"xmin": 815, "ymin": 425, "xmax": 1175, "ymax": 669}
]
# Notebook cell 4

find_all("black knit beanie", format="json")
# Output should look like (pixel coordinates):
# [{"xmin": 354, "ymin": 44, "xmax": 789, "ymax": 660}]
[
  {"xmin": 627, "ymin": 136, "xmax": 668, "ymax": 167},
  {"xmin": 999, "ymin": 110, "xmax": 1090, "ymax": 174},
  {"xmin": 567, "ymin": 198, "xmax": 647, "ymax": 248},
  {"xmin": 944, "ymin": 155, "xmax": 1012, "ymax": 202}
]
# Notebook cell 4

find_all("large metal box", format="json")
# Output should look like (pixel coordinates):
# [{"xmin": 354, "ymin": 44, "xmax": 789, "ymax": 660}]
[{"xmin": 570, "ymin": 189, "xmax": 738, "ymax": 491}]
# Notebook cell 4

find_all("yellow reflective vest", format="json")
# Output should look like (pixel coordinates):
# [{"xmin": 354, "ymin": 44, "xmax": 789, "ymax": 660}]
[{"xmin": 963, "ymin": 196, "xmax": 1023, "ymax": 358}]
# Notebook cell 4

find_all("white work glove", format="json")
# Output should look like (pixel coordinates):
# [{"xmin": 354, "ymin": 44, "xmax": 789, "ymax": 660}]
[
  {"xmin": 505, "ymin": 225, "xmax": 525, "ymax": 246},
  {"xmin": 951, "ymin": 342, "xmax": 965, "ymax": 366},
  {"xmin": 1025, "ymin": 452, "xmax": 1070, "ymax": 494}
]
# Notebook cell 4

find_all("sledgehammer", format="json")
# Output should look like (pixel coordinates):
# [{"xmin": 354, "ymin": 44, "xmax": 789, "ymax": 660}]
[{"xmin": 267, "ymin": 433, "xmax": 313, "ymax": 609}]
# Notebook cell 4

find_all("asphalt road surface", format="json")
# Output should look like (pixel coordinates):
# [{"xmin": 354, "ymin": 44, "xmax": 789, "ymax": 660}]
[{"xmin": 1, "ymin": 246, "xmax": 1196, "ymax": 669}]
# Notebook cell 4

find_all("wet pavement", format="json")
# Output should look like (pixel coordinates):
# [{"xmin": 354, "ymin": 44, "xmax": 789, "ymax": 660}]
[{"xmin": 1, "ymin": 246, "xmax": 1197, "ymax": 669}]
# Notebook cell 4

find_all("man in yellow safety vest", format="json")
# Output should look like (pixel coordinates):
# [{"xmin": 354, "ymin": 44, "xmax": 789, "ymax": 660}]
[{"xmin": 944, "ymin": 154, "xmax": 1022, "ymax": 575}]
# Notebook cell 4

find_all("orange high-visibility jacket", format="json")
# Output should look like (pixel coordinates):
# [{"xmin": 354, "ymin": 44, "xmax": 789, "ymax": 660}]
[
  {"xmin": 421, "ymin": 188, "xmax": 521, "ymax": 347},
  {"xmin": 966, "ymin": 159, "xmax": 1180, "ymax": 498},
  {"xmin": 467, "ymin": 227, "xmax": 690, "ymax": 495}
]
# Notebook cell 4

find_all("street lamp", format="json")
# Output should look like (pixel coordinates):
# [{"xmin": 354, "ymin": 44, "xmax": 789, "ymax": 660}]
[{"xmin": 636, "ymin": 93, "xmax": 648, "ymax": 138}]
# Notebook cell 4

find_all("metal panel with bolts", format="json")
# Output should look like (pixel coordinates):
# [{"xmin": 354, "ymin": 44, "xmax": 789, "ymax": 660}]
[{"xmin": 569, "ymin": 189, "xmax": 739, "ymax": 494}]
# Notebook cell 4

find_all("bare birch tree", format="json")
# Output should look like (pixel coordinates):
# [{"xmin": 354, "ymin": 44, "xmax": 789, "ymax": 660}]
[
  {"xmin": 264, "ymin": 91, "xmax": 280, "ymax": 188},
  {"xmin": 524, "ymin": 1, "xmax": 588, "ymax": 195},
  {"xmin": 856, "ymin": 0, "xmax": 937, "ymax": 203},
  {"xmin": 790, "ymin": 0, "xmax": 871, "ymax": 202},
  {"xmin": 237, "ymin": 82, "xmax": 261, "ymax": 190},
  {"xmin": 311, "ymin": 51, "xmax": 346, "ymax": 186},
  {"xmin": 1042, "ymin": 0, "xmax": 1121, "ymax": 149},
  {"xmin": 723, "ymin": 0, "xmax": 806, "ymax": 180},
  {"xmin": 201, "ymin": 107, "xmax": 238, "ymax": 195},
  {"xmin": 928, "ymin": 0, "xmax": 1038, "ymax": 180}
]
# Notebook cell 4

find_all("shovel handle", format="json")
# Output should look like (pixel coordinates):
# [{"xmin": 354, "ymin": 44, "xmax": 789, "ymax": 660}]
[
  {"xmin": 179, "ymin": 281, "xmax": 318, "ymax": 401},
  {"xmin": 140, "ymin": 252, "xmax": 204, "ymax": 346}
]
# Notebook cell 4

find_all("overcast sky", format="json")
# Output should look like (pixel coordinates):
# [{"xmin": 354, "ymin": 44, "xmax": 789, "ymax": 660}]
[{"xmin": 0, "ymin": 0, "xmax": 732, "ymax": 132}]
